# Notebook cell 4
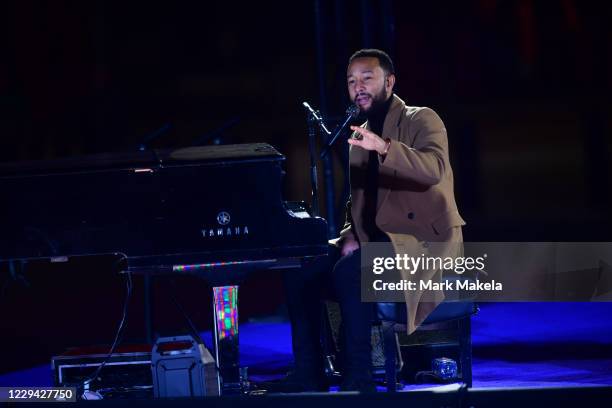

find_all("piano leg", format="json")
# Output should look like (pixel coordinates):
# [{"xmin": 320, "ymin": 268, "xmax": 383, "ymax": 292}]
[{"xmin": 212, "ymin": 285, "xmax": 241, "ymax": 393}]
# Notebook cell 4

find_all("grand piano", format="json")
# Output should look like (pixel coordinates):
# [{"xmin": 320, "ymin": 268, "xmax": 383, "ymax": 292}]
[{"xmin": 0, "ymin": 143, "xmax": 328, "ymax": 393}]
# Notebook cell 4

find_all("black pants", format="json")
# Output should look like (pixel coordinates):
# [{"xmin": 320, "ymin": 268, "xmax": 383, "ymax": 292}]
[{"xmin": 283, "ymin": 244, "xmax": 373, "ymax": 381}]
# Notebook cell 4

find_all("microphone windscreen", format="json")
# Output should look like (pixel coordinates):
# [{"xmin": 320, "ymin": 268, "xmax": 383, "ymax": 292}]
[{"xmin": 346, "ymin": 104, "xmax": 360, "ymax": 118}]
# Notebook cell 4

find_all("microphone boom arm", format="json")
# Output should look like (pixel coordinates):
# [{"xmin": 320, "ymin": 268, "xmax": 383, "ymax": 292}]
[{"xmin": 319, "ymin": 105, "xmax": 359, "ymax": 159}]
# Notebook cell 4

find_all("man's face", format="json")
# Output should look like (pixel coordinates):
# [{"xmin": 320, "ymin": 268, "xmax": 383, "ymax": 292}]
[{"xmin": 347, "ymin": 57, "xmax": 395, "ymax": 113}]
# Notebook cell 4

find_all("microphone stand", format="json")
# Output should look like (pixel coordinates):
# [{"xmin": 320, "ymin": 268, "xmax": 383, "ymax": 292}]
[
  {"xmin": 319, "ymin": 105, "xmax": 359, "ymax": 159},
  {"xmin": 302, "ymin": 102, "xmax": 330, "ymax": 217},
  {"xmin": 138, "ymin": 122, "xmax": 172, "ymax": 151},
  {"xmin": 192, "ymin": 116, "xmax": 240, "ymax": 146}
]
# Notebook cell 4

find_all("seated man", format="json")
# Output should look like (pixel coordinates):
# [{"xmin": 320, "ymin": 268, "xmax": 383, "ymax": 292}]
[{"xmin": 281, "ymin": 49, "xmax": 465, "ymax": 392}]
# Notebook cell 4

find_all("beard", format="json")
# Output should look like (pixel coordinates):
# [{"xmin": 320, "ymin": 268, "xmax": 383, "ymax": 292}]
[{"xmin": 354, "ymin": 85, "xmax": 390, "ymax": 118}]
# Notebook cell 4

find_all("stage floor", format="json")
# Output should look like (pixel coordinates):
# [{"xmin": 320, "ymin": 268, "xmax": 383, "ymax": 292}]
[{"xmin": 2, "ymin": 302, "xmax": 612, "ymax": 391}]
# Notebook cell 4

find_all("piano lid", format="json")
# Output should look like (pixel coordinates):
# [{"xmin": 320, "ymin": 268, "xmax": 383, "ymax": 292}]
[
  {"xmin": 0, "ymin": 142, "xmax": 328, "ymax": 266},
  {"xmin": 0, "ymin": 143, "xmax": 283, "ymax": 177},
  {"xmin": 0, "ymin": 150, "xmax": 158, "ymax": 177},
  {"xmin": 158, "ymin": 143, "xmax": 284, "ymax": 166}
]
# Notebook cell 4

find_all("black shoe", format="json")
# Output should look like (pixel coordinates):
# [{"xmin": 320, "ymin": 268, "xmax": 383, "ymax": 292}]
[
  {"xmin": 262, "ymin": 371, "xmax": 328, "ymax": 393},
  {"xmin": 339, "ymin": 378, "xmax": 377, "ymax": 393}
]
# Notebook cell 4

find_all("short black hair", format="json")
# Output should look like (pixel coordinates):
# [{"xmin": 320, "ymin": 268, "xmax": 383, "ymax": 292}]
[{"xmin": 348, "ymin": 49, "xmax": 395, "ymax": 75}]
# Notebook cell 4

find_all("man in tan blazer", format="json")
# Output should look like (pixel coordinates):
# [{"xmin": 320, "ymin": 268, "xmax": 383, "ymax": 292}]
[
  {"xmin": 280, "ymin": 49, "xmax": 464, "ymax": 393},
  {"xmin": 342, "ymin": 49, "xmax": 465, "ymax": 335}
]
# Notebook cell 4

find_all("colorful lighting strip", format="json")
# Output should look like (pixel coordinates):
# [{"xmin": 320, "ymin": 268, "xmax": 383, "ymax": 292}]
[
  {"xmin": 173, "ymin": 259, "xmax": 275, "ymax": 272},
  {"xmin": 213, "ymin": 286, "xmax": 238, "ymax": 341}
]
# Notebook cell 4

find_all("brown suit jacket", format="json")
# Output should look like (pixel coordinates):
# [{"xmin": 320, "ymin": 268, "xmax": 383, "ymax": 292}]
[{"xmin": 337, "ymin": 94, "xmax": 466, "ymax": 333}]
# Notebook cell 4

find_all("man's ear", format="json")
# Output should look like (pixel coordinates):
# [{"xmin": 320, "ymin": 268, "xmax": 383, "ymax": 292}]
[{"xmin": 386, "ymin": 74, "xmax": 396, "ymax": 91}]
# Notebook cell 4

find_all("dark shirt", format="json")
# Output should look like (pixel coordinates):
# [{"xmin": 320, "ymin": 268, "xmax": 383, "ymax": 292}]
[{"xmin": 361, "ymin": 95, "xmax": 393, "ymax": 242}]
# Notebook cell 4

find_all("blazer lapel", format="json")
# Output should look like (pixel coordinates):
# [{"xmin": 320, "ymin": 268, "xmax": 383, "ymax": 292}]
[{"xmin": 376, "ymin": 94, "xmax": 405, "ymax": 212}]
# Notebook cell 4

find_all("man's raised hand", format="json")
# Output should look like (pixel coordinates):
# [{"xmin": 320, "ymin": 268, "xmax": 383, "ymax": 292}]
[{"xmin": 348, "ymin": 126, "xmax": 388, "ymax": 155}]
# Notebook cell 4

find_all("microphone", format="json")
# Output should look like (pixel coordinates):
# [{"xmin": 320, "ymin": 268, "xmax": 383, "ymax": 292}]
[{"xmin": 320, "ymin": 104, "xmax": 360, "ymax": 159}]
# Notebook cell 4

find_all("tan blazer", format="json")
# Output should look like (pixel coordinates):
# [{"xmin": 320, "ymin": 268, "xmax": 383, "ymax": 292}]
[{"xmin": 337, "ymin": 94, "xmax": 466, "ymax": 334}]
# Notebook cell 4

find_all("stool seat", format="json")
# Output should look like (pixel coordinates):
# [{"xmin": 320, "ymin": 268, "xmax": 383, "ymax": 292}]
[
  {"xmin": 376, "ymin": 273, "xmax": 478, "ymax": 324},
  {"xmin": 373, "ymin": 273, "xmax": 478, "ymax": 391},
  {"xmin": 376, "ymin": 299, "xmax": 475, "ymax": 324}
]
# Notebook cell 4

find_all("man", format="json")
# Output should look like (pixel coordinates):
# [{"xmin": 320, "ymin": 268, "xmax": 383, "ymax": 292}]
[{"xmin": 280, "ymin": 49, "xmax": 465, "ymax": 393}]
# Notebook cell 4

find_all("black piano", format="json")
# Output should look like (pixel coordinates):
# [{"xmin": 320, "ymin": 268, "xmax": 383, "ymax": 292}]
[{"xmin": 0, "ymin": 143, "xmax": 328, "ymax": 393}]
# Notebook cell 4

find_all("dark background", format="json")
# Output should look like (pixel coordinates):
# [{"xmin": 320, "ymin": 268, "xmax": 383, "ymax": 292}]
[{"xmin": 0, "ymin": 1, "xmax": 611, "ymax": 374}]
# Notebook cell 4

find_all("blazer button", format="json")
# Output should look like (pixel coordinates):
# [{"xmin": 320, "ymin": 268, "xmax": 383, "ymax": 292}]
[{"xmin": 407, "ymin": 212, "xmax": 415, "ymax": 220}]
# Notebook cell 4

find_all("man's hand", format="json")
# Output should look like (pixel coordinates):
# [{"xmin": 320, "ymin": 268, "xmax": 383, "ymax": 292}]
[
  {"xmin": 348, "ymin": 126, "xmax": 388, "ymax": 155},
  {"xmin": 340, "ymin": 236, "xmax": 360, "ymax": 257}
]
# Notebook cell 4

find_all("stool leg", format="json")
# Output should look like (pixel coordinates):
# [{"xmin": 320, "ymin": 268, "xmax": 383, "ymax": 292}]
[
  {"xmin": 458, "ymin": 316, "xmax": 472, "ymax": 388},
  {"xmin": 382, "ymin": 322, "xmax": 397, "ymax": 392}
]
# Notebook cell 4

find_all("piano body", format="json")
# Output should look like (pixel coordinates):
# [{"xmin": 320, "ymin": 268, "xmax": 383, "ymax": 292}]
[{"xmin": 0, "ymin": 143, "xmax": 328, "ymax": 392}]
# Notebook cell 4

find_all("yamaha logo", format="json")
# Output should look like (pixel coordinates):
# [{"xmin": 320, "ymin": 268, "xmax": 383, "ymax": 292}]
[
  {"xmin": 202, "ymin": 211, "xmax": 249, "ymax": 238},
  {"xmin": 217, "ymin": 211, "xmax": 231, "ymax": 225}
]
